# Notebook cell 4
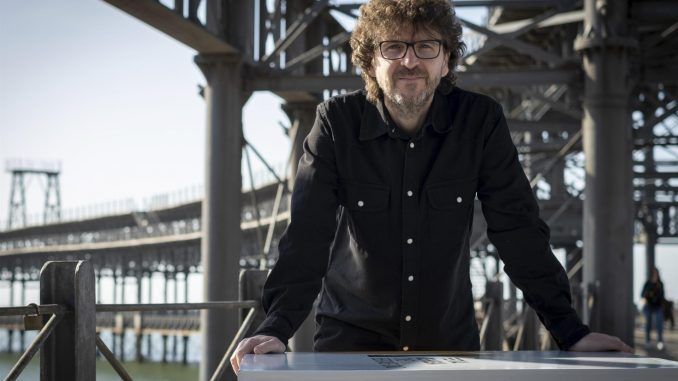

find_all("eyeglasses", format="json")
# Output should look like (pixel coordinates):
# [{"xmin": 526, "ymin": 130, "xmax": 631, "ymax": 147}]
[{"xmin": 378, "ymin": 39, "xmax": 443, "ymax": 60}]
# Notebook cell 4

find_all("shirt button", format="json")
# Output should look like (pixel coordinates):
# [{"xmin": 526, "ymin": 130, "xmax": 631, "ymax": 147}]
[
  {"xmin": 402, "ymin": 346, "xmax": 409, "ymax": 351},
  {"xmin": 406, "ymin": 238, "xmax": 413, "ymax": 244},
  {"xmin": 408, "ymin": 275, "xmax": 414, "ymax": 282},
  {"xmin": 405, "ymin": 315, "xmax": 412, "ymax": 322},
  {"xmin": 456, "ymin": 196, "xmax": 462, "ymax": 203},
  {"xmin": 358, "ymin": 200, "xmax": 365, "ymax": 207},
  {"xmin": 407, "ymin": 190, "xmax": 413, "ymax": 197},
  {"xmin": 409, "ymin": 142, "xmax": 415, "ymax": 148}
]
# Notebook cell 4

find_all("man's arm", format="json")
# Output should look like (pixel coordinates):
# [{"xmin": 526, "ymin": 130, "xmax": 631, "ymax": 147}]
[
  {"xmin": 476, "ymin": 102, "xmax": 629, "ymax": 351},
  {"xmin": 231, "ymin": 103, "xmax": 340, "ymax": 373}
]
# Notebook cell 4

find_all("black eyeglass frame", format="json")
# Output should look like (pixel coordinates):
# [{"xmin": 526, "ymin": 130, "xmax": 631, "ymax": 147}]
[{"xmin": 378, "ymin": 39, "xmax": 444, "ymax": 60}]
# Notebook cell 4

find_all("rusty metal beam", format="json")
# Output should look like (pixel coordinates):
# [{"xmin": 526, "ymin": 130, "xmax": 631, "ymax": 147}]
[
  {"xmin": 260, "ymin": 0, "xmax": 330, "ymax": 64},
  {"xmin": 102, "ymin": 0, "xmax": 236, "ymax": 54},
  {"xmin": 459, "ymin": 17, "xmax": 568, "ymax": 66}
]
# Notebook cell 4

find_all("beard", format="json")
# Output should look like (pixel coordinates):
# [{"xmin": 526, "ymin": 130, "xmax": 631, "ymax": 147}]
[{"xmin": 382, "ymin": 68, "xmax": 439, "ymax": 116}]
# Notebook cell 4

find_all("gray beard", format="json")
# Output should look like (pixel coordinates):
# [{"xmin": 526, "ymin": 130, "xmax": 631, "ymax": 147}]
[{"xmin": 384, "ymin": 79, "xmax": 436, "ymax": 116}]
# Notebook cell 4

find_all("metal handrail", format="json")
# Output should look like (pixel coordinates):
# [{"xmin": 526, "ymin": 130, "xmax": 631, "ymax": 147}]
[
  {"xmin": 95, "ymin": 300, "xmax": 257, "ymax": 313},
  {"xmin": 0, "ymin": 304, "xmax": 68, "ymax": 317},
  {"xmin": 96, "ymin": 335, "xmax": 133, "ymax": 381},
  {"xmin": 1, "ymin": 300, "xmax": 260, "ymax": 381},
  {"xmin": 210, "ymin": 307, "xmax": 258, "ymax": 381},
  {"xmin": 478, "ymin": 301, "xmax": 494, "ymax": 346},
  {"xmin": 4, "ymin": 313, "xmax": 63, "ymax": 381},
  {"xmin": 92, "ymin": 301, "xmax": 260, "ymax": 381}
]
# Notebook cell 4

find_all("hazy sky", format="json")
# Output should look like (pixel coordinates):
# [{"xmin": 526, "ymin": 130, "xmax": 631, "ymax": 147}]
[{"xmin": 0, "ymin": 0, "xmax": 292, "ymax": 223}]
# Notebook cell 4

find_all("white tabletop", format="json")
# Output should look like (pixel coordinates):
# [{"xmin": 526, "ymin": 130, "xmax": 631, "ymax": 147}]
[{"xmin": 239, "ymin": 351, "xmax": 678, "ymax": 381}]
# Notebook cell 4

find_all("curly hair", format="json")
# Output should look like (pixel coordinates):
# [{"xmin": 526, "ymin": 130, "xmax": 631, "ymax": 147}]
[{"xmin": 349, "ymin": 0, "xmax": 466, "ymax": 103}]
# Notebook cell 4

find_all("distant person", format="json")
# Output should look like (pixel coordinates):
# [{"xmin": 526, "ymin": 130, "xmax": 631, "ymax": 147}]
[{"xmin": 641, "ymin": 267, "xmax": 665, "ymax": 350}]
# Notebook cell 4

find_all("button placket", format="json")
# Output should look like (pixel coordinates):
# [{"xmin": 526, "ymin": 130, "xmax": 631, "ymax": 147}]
[{"xmin": 400, "ymin": 137, "xmax": 419, "ymax": 350}]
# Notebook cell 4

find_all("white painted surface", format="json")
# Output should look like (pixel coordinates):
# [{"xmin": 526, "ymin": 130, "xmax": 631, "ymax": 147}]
[{"xmin": 239, "ymin": 351, "xmax": 678, "ymax": 381}]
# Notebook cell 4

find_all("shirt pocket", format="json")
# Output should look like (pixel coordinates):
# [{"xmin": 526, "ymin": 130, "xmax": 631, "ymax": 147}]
[
  {"xmin": 338, "ymin": 181, "xmax": 390, "ymax": 250},
  {"xmin": 425, "ymin": 178, "xmax": 477, "ymax": 245},
  {"xmin": 338, "ymin": 181, "xmax": 390, "ymax": 211}
]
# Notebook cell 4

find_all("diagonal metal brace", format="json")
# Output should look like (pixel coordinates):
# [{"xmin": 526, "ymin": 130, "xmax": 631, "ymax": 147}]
[{"xmin": 261, "ymin": 0, "xmax": 330, "ymax": 64}]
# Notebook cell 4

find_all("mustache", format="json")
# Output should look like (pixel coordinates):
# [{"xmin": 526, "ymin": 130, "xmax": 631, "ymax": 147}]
[{"xmin": 393, "ymin": 68, "xmax": 428, "ymax": 78}]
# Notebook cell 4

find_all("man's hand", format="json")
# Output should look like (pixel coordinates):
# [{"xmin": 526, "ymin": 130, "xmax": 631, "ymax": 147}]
[
  {"xmin": 569, "ymin": 332, "xmax": 634, "ymax": 353},
  {"xmin": 230, "ymin": 335, "xmax": 286, "ymax": 374}
]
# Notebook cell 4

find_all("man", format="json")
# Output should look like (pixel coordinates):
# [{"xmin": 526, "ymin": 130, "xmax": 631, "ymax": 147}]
[{"xmin": 231, "ymin": 0, "xmax": 632, "ymax": 373}]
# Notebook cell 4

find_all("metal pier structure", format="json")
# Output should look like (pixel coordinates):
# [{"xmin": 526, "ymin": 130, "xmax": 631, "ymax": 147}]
[{"xmin": 2, "ymin": 0, "xmax": 678, "ymax": 380}]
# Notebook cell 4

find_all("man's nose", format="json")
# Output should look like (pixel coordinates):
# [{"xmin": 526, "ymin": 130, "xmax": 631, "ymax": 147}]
[{"xmin": 401, "ymin": 46, "xmax": 420, "ymax": 69}]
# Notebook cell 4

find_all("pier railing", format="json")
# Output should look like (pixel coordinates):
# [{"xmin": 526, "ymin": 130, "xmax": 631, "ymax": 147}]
[
  {"xmin": 478, "ymin": 256, "xmax": 596, "ymax": 351},
  {"xmin": 0, "ymin": 260, "xmax": 260, "ymax": 381}
]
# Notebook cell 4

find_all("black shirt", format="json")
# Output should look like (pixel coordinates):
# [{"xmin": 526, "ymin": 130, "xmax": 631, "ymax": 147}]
[{"xmin": 253, "ymin": 81, "xmax": 590, "ymax": 351}]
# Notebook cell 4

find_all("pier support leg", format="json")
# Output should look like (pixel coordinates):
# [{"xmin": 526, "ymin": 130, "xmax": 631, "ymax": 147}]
[
  {"xmin": 195, "ymin": 52, "xmax": 243, "ymax": 381},
  {"xmin": 576, "ymin": 0, "xmax": 635, "ymax": 345}
]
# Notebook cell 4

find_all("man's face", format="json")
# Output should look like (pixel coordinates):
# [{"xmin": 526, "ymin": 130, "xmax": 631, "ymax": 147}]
[{"xmin": 369, "ymin": 24, "xmax": 450, "ymax": 114}]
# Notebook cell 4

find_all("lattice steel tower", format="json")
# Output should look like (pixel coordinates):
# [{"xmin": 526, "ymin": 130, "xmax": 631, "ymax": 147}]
[{"xmin": 6, "ymin": 159, "xmax": 62, "ymax": 229}]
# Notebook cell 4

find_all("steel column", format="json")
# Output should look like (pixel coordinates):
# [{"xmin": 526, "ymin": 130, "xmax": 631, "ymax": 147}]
[
  {"xmin": 19, "ymin": 278, "xmax": 26, "ymax": 352},
  {"xmin": 642, "ymin": 106, "xmax": 658, "ymax": 278},
  {"xmin": 483, "ymin": 281, "xmax": 504, "ymax": 350},
  {"xmin": 195, "ymin": 52, "xmax": 243, "ymax": 381},
  {"xmin": 575, "ymin": 0, "xmax": 636, "ymax": 345},
  {"xmin": 146, "ymin": 272, "xmax": 153, "ymax": 359},
  {"xmin": 120, "ymin": 274, "xmax": 126, "ymax": 362},
  {"xmin": 112, "ymin": 272, "xmax": 118, "ymax": 357},
  {"xmin": 8, "ymin": 274, "xmax": 14, "ymax": 353},
  {"xmin": 162, "ymin": 271, "xmax": 169, "ymax": 363},
  {"xmin": 136, "ymin": 271, "xmax": 144, "ymax": 362},
  {"xmin": 173, "ymin": 272, "xmax": 178, "ymax": 361}
]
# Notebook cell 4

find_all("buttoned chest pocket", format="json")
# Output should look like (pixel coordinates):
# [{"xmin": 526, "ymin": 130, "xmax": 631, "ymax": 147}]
[
  {"xmin": 425, "ymin": 178, "xmax": 477, "ymax": 245},
  {"xmin": 338, "ymin": 181, "xmax": 390, "ymax": 250}
]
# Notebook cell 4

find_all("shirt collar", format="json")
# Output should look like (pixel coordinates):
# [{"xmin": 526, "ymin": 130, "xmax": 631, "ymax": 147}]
[{"xmin": 359, "ymin": 81, "xmax": 455, "ymax": 141}]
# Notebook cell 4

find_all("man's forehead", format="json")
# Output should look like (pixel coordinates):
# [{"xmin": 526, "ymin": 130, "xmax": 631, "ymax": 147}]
[{"xmin": 379, "ymin": 24, "xmax": 441, "ymax": 41}]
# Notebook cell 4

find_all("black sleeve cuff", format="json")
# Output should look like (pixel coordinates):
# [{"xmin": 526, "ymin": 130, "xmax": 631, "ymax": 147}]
[
  {"xmin": 554, "ymin": 320, "xmax": 591, "ymax": 350},
  {"xmin": 250, "ymin": 315, "xmax": 293, "ymax": 347}
]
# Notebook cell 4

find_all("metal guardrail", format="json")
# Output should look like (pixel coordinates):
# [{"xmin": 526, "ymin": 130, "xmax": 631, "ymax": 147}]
[
  {"xmin": 0, "ymin": 260, "xmax": 261, "ymax": 381},
  {"xmin": 478, "ymin": 267, "xmax": 597, "ymax": 352},
  {"xmin": 5, "ymin": 312, "xmax": 64, "ymax": 380}
]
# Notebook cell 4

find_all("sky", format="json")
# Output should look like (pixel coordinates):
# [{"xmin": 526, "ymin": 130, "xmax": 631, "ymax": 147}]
[
  {"xmin": 0, "ymin": 0, "xmax": 300, "ymax": 225},
  {"xmin": 0, "ymin": 1, "xmax": 676, "ymax": 302}
]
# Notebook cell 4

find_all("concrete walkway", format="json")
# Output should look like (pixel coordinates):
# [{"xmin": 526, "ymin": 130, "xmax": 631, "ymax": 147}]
[{"xmin": 634, "ymin": 314, "xmax": 677, "ymax": 361}]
